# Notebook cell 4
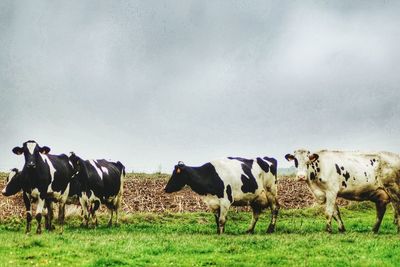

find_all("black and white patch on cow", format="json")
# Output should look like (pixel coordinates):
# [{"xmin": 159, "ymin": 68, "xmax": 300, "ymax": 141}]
[
  {"xmin": 286, "ymin": 149, "xmax": 400, "ymax": 233},
  {"xmin": 164, "ymin": 157, "xmax": 279, "ymax": 234}
]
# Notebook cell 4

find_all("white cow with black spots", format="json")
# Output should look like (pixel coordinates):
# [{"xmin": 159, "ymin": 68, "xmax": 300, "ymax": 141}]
[{"xmin": 285, "ymin": 149, "xmax": 400, "ymax": 233}]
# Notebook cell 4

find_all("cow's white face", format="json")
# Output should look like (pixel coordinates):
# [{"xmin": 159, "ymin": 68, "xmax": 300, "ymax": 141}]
[{"xmin": 285, "ymin": 149, "xmax": 319, "ymax": 181}]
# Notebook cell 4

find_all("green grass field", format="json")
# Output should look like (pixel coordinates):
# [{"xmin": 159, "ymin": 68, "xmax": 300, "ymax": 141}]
[{"xmin": 0, "ymin": 205, "xmax": 400, "ymax": 267}]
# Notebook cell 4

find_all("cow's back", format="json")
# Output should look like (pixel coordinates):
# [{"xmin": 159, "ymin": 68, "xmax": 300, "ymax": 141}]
[
  {"xmin": 96, "ymin": 160, "xmax": 122, "ymax": 198},
  {"xmin": 210, "ymin": 158, "xmax": 276, "ymax": 204},
  {"xmin": 312, "ymin": 150, "xmax": 400, "ymax": 200},
  {"xmin": 84, "ymin": 159, "xmax": 122, "ymax": 200},
  {"xmin": 375, "ymin": 152, "xmax": 400, "ymax": 184},
  {"xmin": 47, "ymin": 154, "xmax": 74, "ymax": 191}
]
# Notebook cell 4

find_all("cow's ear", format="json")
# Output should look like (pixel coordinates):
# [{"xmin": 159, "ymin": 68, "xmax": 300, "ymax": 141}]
[
  {"xmin": 39, "ymin": 146, "xmax": 51, "ymax": 154},
  {"xmin": 12, "ymin": 147, "xmax": 23, "ymax": 155},
  {"xmin": 177, "ymin": 161, "xmax": 185, "ymax": 166},
  {"xmin": 285, "ymin": 154, "xmax": 295, "ymax": 161},
  {"xmin": 309, "ymin": 153, "xmax": 319, "ymax": 162},
  {"xmin": 175, "ymin": 163, "xmax": 185, "ymax": 174}
]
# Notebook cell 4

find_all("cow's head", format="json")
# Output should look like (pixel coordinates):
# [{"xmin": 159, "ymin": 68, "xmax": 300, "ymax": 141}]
[
  {"xmin": 12, "ymin": 140, "xmax": 50, "ymax": 170},
  {"xmin": 2, "ymin": 168, "xmax": 22, "ymax": 196},
  {"xmin": 164, "ymin": 161, "xmax": 187, "ymax": 193},
  {"xmin": 68, "ymin": 152, "xmax": 86, "ymax": 177},
  {"xmin": 285, "ymin": 149, "xmax": 319, "ymax": 181}
]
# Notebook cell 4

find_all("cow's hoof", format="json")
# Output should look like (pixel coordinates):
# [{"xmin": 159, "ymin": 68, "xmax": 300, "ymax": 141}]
[
  {"xmin": 266, "ymin": 225, "xmax": 275, "ymax": 234},
  {"xmin": 36, "ymin": 229, "xmax": 42, "ymax": 235},
  {"xmin": 246, "ymin": 229, "xmax": 254, "ymax": 235},
  {"xmin": 338, "ymin": 227, "xmax": 346, "ymax": 233}
]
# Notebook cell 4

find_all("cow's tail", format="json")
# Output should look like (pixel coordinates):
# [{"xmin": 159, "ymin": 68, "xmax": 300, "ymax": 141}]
[
  {"xmin": 115, "ymin": 161, "xmax": 125, "ymax": 202},
  {"xmin": 115, "ymin": 161, "xmax": 126, "ymax": 177},
  {"xmin": 273, "ymin": 158, "xmax": 278, "ymax": 184}
]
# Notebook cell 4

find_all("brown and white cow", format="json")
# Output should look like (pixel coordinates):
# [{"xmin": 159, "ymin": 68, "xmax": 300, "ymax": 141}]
[{"xmin": 285, "ymin": 149, "xmax": 400, "ymax": 233}]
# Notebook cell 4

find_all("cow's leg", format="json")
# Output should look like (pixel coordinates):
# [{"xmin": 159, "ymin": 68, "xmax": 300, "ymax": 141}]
[
  {"xmin": 324, "ymin": 193, "xmax": 337, "ymax": 233},
  {"xmin": 394, "ymin": 202, "xmax": 400, "ymax": 233},
  {"xmin": 79, "ymin": 195, "xmax": 89, "ymax": 228},
  {"xmin": 392, "ymin": 203, "xmax": 399, "ymax": 225},
  {"xmin": 114, "ymin": 208, "xmax": 119, "ymax": 226},
  {"xmin": 44, "ymin": 200, "xmax": 55, "ymax": 231},
  {"xmin": 107, "ymin": 209, "xmax": 114, "ymax": 227},
  {"xmin": 44, "ymin": 206, "xmax": 50, "ymax": 231},
  {"xmin": 61, "ymin": 202, "xmax": 66, "ymax": 228},
  {"xmin": 381, "ymin": 182, "xmax": 400, "ymax": 233},
  {"xmin": 373, "ymin": 201, "xmax": 387, "ymax": 233},
  {"xmin": 91, "ymin": 200, "xmax": 100, "ymax": 227},
  {"xmin": 57, "ymin": 204, "xmax": 64, "ymax": 224},
  {"xmin": 35, "ymin": 197, "xmax": 46, "ymax": 234},
  {"xmin": 22, "ymin": 193, "xmax": 32, "ymax": 234},
  {"xmin": 218, "ymin": 202, "xmax": 230, "ymax": 235},
  {"xmin": 246, "ymin": 204, "xmax": 261, "ymax": 234},
  {"xmin": 58, "ymin": 202, "xmax": 66, "ymax": 233},
  {"xmin": 332, "ymin": 204, "xmax": 345, "ymax": 233},
  {"xmin": 115, "ymin": 194, "xmax": 122, "ymax": 226},
  {"xmin": 213, "ymin": 208, "xmax": 220, "ymax": 234},
  {"xmin": 266, "ymin": 193, "xmax": 280, "ymax": 234},
  {"xmin": 370, "ymin": 189, "xmax": 390, "ymax": 233}
]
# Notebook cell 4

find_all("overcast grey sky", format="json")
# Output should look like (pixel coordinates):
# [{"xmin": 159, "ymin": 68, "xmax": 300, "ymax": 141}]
[{"xmin": 1, "ymin": 1, "xmax": 399, "ymax": 172}]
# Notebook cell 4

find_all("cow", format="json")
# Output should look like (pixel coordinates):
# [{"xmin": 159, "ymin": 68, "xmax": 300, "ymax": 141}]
[
  {"xmin": 12, "ymin": 140, "xmax": 75, "ymax": 233},
  {"xmin": 285, "ymin": 149, "xmax": 400, "ymax": 233},
  {"xmin": 164, "ymin": 157, "xmax": 279, "ymax": 234},
  {"xmin": 68, "ymin": 152, "xmax": 125, "ymax": 227},
  {"xmin": 2, "ymin": 168, "xmax": 52, "ymax": 233}
]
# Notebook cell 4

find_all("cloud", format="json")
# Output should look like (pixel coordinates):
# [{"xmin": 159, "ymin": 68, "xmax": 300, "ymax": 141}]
[{"xmin": 1, "ymin": 1, "xmax": 399, "ymax": 171}]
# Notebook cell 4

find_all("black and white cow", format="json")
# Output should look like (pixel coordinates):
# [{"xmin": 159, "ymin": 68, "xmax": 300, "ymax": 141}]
[
  {"xmin": 2, "ymin": 168, "xmax": 24, "ymax": 197},
  {"xmin": 2, "ymin": 168, "xmax": 52, "ymax": 233},
  {"xmin": 164, "ymin": 157, "xmax": 279, "ymax": 234},
  {"xmin": 68, "ymin": 152, "xmax": 125, "ymax": 227},
  {"xmin": 12, "ymin": 140, "xmax": 75, "ymax": 233},
  {"xmin": 285, "ymin": 149, "xmax": 400, "ymax": 233}
]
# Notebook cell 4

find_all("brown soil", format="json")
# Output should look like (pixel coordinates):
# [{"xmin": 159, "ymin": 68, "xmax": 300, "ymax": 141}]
[{"xmin": 0, "ymin": 173, "xmax": 349, "ymax": 219}]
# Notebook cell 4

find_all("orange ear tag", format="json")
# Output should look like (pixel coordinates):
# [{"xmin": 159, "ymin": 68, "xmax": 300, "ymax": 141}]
[{"xmin": 177, "ymin": 168, "xmax": 181, "ymax": 174}]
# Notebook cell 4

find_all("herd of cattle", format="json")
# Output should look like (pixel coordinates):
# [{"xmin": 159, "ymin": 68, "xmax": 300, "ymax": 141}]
[{"xmin": 2, "ymin": 140, "xmax": 400, "ymax": 235}]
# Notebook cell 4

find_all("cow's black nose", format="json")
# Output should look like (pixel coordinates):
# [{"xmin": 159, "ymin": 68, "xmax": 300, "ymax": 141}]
[{"xmin": 27, "ymin": 163, "xmax": 36, "ymax": 168}]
